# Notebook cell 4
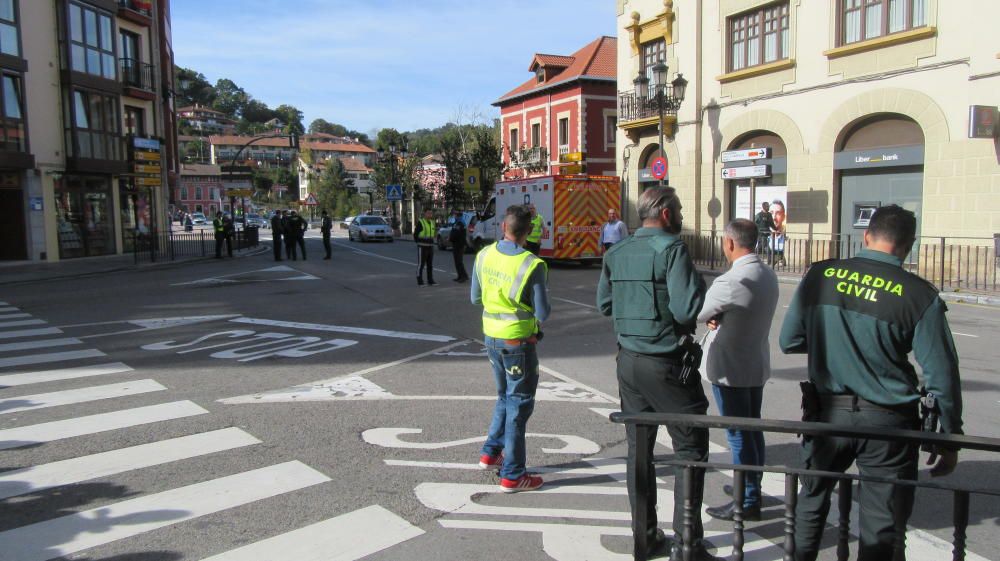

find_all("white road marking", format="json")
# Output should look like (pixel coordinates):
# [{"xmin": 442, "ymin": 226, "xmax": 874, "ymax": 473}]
[
  {"xmin": 0, "ymin": 327, "xmax": 63, "ymax": 340},
  {"xmin": 0, "ymin": 363, "xmax": 133, "ymax": 388},
  {"xmin": 539, "ymin": 363, "xmax": 619, "ymax": 404},
  {"xmin": 0, "ymin": 307, "xmax": 18, "ymax": 313},
  {"xmin": 386, "ymin": 458, "xmax": 631, "ymax": 481},
  {"xmin": 57, "ymin": 315, "xmax": 239, "ymax": 330},
  {"xmin": 363, "ymin": 428, "xmax": 600, "ymax": 455},
  {"xmin": 552, "ymin": 296, "xmax": 598, "ymax": 310},
  {"xmin": 0, "ymin": 461, "xmax": 331, "ymax": 561},
  {"xmin": 0, "ymin": 337, "xmax": 83, "ymax": 353},
  {"xmin": 229, "ymin": 316, "xmax": 456, "ymax": 342},
  {"xmin": 0, "ymin": 312, "xmax": 31, "ymax": 320},
  {"xmin": 416, "ymin": 482, "xmax": 638, "ymax": 521},
  {"xmin": 335, "ymin": 241, "xmax": 450, "ymax": 273},
  {"xmin": 171, "ymin": 265, "xmax": 319, "ymax": 286},
  {"xmin": 0, "ymin": 319, "xmax": 46, "ymax": 328},
  {"xmin": 200, "ymin": 505, "xmax": 423, "ymax": 561},
  {"xmin": 0, "ymin": 428, "xmax": 261, "ymax": 500},
  {"xmin": 0, "ymin": 379, "xmax": 166, "ymax": 415},
  {"xmin": 0, "ymin": 401, "xmax": 209, "ymax": 451},
  {"xmin": 952, "ymin": 331, "xmax": 978, "ymax": 338},
  {"xmin": 0, "ymin": 348, "xmax": 106, "ymax": 368}
]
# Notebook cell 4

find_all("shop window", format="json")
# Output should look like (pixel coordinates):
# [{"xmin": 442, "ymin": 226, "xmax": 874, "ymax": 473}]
[
  {"xmin": 641, "ymin": 39, "xmax": 665, "ymax": 84},
  {"xmin": 728, "ymin": 2, "xmax": 789, "ymax": 72},
  {"xmin": 54, "ymin": 176, "xmax": 115, "ymax": 258},
  {"xmin": 68, "ymin": 2, "xmax": 116, "ymax": 79},
  {"xmin": 839, "ymin": 0, "xmax": 927, "ymax": 45},
  {"xmin": 68, "ymin": 89, "xmax": 121, "ymax": 160},
  {"xmin": 0, "ymin": 72, "xmax": 25, "ymax": 152},
  {"xmin": 0, "ymin": 0, "xmax": 20, "ymax": 57}
]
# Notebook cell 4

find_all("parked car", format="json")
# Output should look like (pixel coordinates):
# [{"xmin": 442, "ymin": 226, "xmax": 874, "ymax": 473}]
[
  {"xmin": 340, "ymin": 216, "xmax": 356, "ymax": 230},
  {"xmin": 436, "ymin": 211, "xmax": 478, "ymax": 252},
  {"xmin": 190, "ymin": 212, "xmax": 207, "ymax": 225},
  {"xmin": 348, "ymin": 215, "xmax": 393, "ymax": 242}
]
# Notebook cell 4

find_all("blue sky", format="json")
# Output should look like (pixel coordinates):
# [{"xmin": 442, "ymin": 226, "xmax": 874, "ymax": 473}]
[{"xmin": 172, "ymin": 0, "xmax": 617, "ymax": 135}]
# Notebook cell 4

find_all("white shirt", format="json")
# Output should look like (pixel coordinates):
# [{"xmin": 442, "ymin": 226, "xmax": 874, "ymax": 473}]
[{"xmin": 600, "ymin": 220, "xmax": 628, "ymax": 245}]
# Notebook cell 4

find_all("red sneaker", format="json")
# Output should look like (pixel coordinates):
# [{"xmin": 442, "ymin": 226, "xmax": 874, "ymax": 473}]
[
  {"xmin": 478, "ymin": 453, "xmax": 503, "ymax": 470},
  {"xmin": 500, "ymin": 474, "xmax": 543, "ymax": 493}
]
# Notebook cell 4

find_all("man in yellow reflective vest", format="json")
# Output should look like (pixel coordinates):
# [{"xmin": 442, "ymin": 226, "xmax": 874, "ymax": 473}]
[
  {"xmin": 213, "ymin": 211, "xmax": 231, "ymax": 259},
  {"xmin": 524, "ymin": 203, "xmax": 545, "ymax": 255},
  {"xmin": 414, "ymin": 208, "xmax": 437, "ymax": 286},
  {"xmin": 472, "ymin": 204, "xmax": 551, "ymax": 492}
]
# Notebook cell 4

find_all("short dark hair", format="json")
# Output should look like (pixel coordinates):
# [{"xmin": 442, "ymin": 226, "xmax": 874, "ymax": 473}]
[
  {"xmin": 504, "ymin": 204, "xmax": 533, "ymax": 239},
  {"xmin": 867, "ymin": 204, "xmax": 916, "ymax": 247},
  {"xmin": 637, "ymin": 186, "xmax": 680, "ymax": 222},
  {"xmin": 724, "ymin": 218, "xmax": 758, "ymax": 249}
]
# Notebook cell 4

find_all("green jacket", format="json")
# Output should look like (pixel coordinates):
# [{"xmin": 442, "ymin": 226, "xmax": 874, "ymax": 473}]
[
  {"xmin": 597, "ymin": 227, "xmax": 705, "ymax": 355},
  {"xmin": 780, "ymin": 248, "xmax": 963, "ymax": 434}
]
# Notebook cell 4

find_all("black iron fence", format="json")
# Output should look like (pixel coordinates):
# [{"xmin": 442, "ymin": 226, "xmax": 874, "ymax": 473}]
[
  {"xmin": 610, "ymin": 412, "xmax": 1000, "ymax": 561},
  {"xmin": 120, "ymin": 58, "xmax": 154, "ymax": 92},
  {"xmin": 132, "ymin": 228, "xmax": 259, "ymax": 264},
  {"xmin": 618, "ymin": 86, "xmax": 681, "ymax": 123},
  {"xmin": 680, "ymin": 231, "xmax": 999, "ymax": 293}
]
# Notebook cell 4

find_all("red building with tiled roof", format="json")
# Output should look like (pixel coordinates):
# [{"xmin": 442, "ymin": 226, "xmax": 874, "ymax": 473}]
[{"xmin": 494, "ymin": 36, "xmax": 618, "ymax": 179}]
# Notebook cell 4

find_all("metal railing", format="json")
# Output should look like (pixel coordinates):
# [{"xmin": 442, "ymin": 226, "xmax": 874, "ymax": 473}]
[
  {"xmin": 610, "ymin": 412, "xmax": 1000, "ymax": 561},
  {"xmin": 618, "ymin": 85, "xmax": 681, "ymax": 123},
  {"xmin": 132, "ymin": 228, "xmax": 259, "ymax": 264},
  {"xmin": 119, "ymin": 58, "xmax": 154, "ymax": 92},
  {"xmin": 680, "ymin": 231, "xmax": 1000, "ymax": 293},
  {"xmin": 118, "ymin": 0, "xmax": 152, "ymax": 17}
]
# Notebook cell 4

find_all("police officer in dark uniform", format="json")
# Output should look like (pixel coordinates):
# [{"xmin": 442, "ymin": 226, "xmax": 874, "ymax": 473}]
[
  {"xmin": 289, "ymin": 210, "xmax": 307, "ymax": 260},
  {"xmin": 597, "ymin": 186, "xmax": 720, "ymax": 561},
  {"xmin": 321, "ymin": 210, "xmax": 333, "ymax": 260},
  {"xmin": 449, "ymin": 209, "xmax": 469, "ymax": 282},
  {"xmin": 270, "ymin": 210, "xmax": 284, "ymax": 261},
  {"xmin": 780, "ymin": 204, "xmax": 962, "ymax": 561}
]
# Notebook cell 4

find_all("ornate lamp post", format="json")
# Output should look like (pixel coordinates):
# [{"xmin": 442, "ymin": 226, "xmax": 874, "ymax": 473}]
[{"xmin": 634, "ymin": 63, "xmax": 687, "ymax": 186}]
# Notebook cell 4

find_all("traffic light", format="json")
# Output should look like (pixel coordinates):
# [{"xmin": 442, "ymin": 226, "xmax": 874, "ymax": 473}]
[{"xmin": 289, "ymin": 133, "xmax": 299, "ymax": 150}]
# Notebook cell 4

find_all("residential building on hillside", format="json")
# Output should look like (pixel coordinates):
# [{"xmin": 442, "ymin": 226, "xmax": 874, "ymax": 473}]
[
  {"xmin": 304, "ymin": 139, "xmax": 376, "ymax": 167},
  {"xmin": 177, "ymin": 104, "xmax": 236, "ymax": 135},
  {"xmin": 297, "ymin": 156, "xmax": 374, "ymax": 202},
  {"xmin": 615, "ymin": 0, "xmax": 999, "ymax": 247},
  {"xmin": 1, "ymin": 0, "xmax": 178, "ymax": 261},
  {"xmin": 209, "ymin": 135, "xmax": 296, "ymax": 170},
  {"xmin": 494, "ymin": 36, "xmax": 618, "ymax": 179}
]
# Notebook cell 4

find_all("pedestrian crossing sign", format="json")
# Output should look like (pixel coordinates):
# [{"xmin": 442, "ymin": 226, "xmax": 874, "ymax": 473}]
[{"xmin": 386, "ymin": 184, "xmax": 403, "ymax": 201}]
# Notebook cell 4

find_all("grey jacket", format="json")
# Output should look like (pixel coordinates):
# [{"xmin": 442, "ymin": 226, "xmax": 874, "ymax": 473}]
[{"xmin": 698, "ymin": 253, "xmax": 779, "ymax": 387}]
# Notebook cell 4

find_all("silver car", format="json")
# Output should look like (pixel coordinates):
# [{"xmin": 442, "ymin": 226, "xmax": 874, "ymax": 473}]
[{"xmin": 348, "ymin": 215, "xmax": 393, "ymax": 242}]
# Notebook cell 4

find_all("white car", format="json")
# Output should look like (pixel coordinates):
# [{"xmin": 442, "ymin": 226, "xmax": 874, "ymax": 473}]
[
  {"xmin": 348, "ymin": 215, "xmax": 393, "ymax": 242},
  {"xmin": 191, "ymin": 212, "xmax": 207, "ymax": 225}
]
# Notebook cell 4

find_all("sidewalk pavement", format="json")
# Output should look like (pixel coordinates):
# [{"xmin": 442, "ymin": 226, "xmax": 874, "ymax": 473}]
[{"xmin": 0, "ymin": 244, "xmax": 269, "ymax": 286}]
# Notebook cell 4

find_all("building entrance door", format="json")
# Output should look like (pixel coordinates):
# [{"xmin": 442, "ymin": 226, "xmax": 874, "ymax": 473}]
[{"xmin": 0, "ymin": 185, "xmax": 27, "ymax": 260}]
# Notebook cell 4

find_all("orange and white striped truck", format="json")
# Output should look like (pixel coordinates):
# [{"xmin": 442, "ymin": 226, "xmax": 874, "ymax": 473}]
[{"xmin": 470, "ymin": 175, "xmax": 621, "ymax": 262}]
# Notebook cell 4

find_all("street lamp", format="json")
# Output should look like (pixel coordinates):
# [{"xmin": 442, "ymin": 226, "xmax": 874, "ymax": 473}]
[{"xmin": 635, "ymin": 62, "xmax": 687, "ymax": 187}]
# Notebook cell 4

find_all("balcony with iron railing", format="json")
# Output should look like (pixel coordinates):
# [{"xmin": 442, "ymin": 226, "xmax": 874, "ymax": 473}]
[
  {"xmin": 118, "ymin": 0, "xmax": 153, "ymax": 25},
  {"xmin": 120, "ymin": 58, "xmax": 155, "ymax": 99},
  {"xmin": 509, "ymin": 145, "xmax": 548, "ymax": 170},
  {"xmin": 618, "ymin": 84, "xmax": 680, "ymax": 129}
]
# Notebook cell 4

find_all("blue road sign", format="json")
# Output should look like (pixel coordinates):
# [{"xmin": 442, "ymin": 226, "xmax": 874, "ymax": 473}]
[{"xmin": 386, "ymin": 184, "xmax": 403, "ymax": 201}]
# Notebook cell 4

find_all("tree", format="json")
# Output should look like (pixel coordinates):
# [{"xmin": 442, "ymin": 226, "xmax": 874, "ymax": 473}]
[
  {"xmin": 182, "ymin": 138, "xmax": 209, "ymax": 163},
  {"xmin": 466, "ymin": 123, "xmax": 506, "ymax": 206},
  {"xmin": 212, "ymin": 78, "xmax": 249, "ymax": 118},
  {"xmin": 314, "ymin": 158, "xmax": 355, "ymax": 216},
  {"xmin": 175, "ymin": 66, "xmax": 215, "ymax": 107},
  {"xmin": 440, "ymin": 131, "xmax": 469, "ymax": 209},
  {"xmin": 274, "ymin": 104, "xmax": 305, "ymax": 136},
  {"xmin": 242, "ymin": 99, "xmax": 275, "ymax": 123},
  {"xmin": 308, "ymin": 119, "xmax": 347, "ymax": 136}
]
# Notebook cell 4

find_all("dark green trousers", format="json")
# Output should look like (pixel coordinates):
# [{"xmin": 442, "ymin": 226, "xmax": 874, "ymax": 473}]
[
  {"xmin": 795, "ymin": 404, "xmax": 919, "ymax": 561},
  {"xmin": 617, "ymin": 348, "xmax": 710, "ymax": 544}
]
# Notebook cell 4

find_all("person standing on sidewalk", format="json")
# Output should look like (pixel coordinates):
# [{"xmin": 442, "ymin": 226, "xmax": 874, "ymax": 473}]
[
  {"xmin": 780, "ymin": 204, "xmax": 963, "ymax": 561},
  {"xmin": 599, "ymin": 208, "xmax": 629, "ymax": 253},
  {"xmin": 213, "ymin": 211, "xmax": 228, "ymax": 259},
  {"xmin": 597, "ymin": 186, "xmax": 720, "ymax": 561},
  {"xmin": 524, "ymin": 203, "xmax": 545, "ymax": 255},
  {"xmin": 449, "ymin": 209, "xmax": 469, "ymax": 282},
  {"xmin": 754, "ymin": 201, "xmax": 776, "ymax": 258},
  {"xmin": 270, "ymin": 211, "xmax": 284, "ymax": 261},
  {"xmin": 321, "ymin": 210, "xmax": 333, "ymax": 260},
  {"xmin": 472, "ymin": 204, "xmax": 550, "ymax": 492},
  {"xmin": 289, "ymin": 210, "xmax": 307, "ymax": 260},
  {"xmin": 699, "ymin": 218, "xmax": 779, "ymax": 523},
  {"xmin": 414, "ymin": 208, "xmax": 436, "ymax": 286},
  {"xmin": 281, "ymin": 210, "xmax": 296, "ymax": 260}
]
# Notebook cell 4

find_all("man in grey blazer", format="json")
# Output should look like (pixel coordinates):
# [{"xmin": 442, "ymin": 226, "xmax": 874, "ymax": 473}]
[{"xmin": 700, "ymin": 218, "xmax": 779, "ymax": 521}]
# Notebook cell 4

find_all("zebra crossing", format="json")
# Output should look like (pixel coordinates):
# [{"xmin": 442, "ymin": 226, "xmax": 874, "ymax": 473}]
[{"xmin": 0, "ymin": 302, "xmax": 424, "ymax": 561}]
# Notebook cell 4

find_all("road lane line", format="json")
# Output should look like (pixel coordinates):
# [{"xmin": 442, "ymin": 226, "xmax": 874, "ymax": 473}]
[
  {"xmin": 200, "ymin": 505, "xmax": 423, "ymax": 561},
  {"xmin": 0, "ymin": 319, "xmax": 45, "ymax": 329},
  {"xmin": 552, "ymin": 296, "xmax": 598, "ymax": 310},
  {"xmin": 230, "ymin": 316, "xmax": 456, "ymax": 342},
  {"xmin": 952, "ymin": 331, "xmax": 978, "ymax": 338},
  {"xmin": 0, "ymin": 307, "xmax": 18, "ymax": 313},
  {"xmin": 0, "ymin": 313, "xmax": 30, "ymax": 320},
  {"xmin": 332, "ymin": 241, "xmax": 450, "ymax": 273},
  {"xmin": 0, "ymin": 327, "xmax": 63, "ymax": 340},
  {"xmin": 0, "ymin": 461, "xmax": 331, "ymax": 561},
  {"xmin": 0, "ymin": 379, "xmax": 166, "ymax": 415},
  {"xmin": 0, "ymin": 349, "xmax": 106, "ymax": 368},
  {"xmin": 0, "ymin": 362, "xmax": 133, "ymax": 387},
  {"xmin": 0, "ymin": 401, "xmax": 209, "ymax": 450},
  {"xmin": 0, "ymin": 428, "xmax": 261, "ymax": 500},
  {"xmin": 0, "ymin": 337, "xmax": 83, "ymax": 353}
]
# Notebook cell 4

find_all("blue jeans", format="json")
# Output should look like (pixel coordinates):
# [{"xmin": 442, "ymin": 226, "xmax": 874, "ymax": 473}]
[
  {"xmin": 481, "ymin": 335, "xmax": 539, "ymax": 481},
  {"xmin": 712, "ymin": 384, "xmax": 765, "ymax": 507}
]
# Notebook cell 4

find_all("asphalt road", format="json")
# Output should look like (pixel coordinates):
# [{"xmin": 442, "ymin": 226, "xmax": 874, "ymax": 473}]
[{"xmin": 0, "ymin": 230, "xmax": 996, "ymax": 561}]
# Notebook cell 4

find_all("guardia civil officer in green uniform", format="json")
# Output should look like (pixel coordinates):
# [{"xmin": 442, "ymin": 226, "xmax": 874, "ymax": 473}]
[
  {"xmin": 780, "ymin": 204, "xmax": 963, "ymax": 561},
  {"xmin": 213, "ymin": 211, "xmax": 229, "ymax": 259},
  {"xmin": 597, "ymin": 186, "xmax": 720, "ymax": 561},
  {"xmin": 472, "ymin": 204, "xmax": 550, "ymax": 492},
  {"xmin": 415, "ymin": 208, "xmax": 437, "ymax": 286},
  {"xmin": 524, "ymin": 203, "xmax": 545, "ymax": 255}
]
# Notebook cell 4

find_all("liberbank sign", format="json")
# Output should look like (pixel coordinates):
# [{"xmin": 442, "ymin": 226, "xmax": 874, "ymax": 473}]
[{"xmin": 834, "ymin": 145, "xmax": 924, "ymax": 170}]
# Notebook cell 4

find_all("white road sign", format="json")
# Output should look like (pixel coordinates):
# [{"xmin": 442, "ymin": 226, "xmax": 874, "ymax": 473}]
[
  {"xmin": 721, "ymin": 147, "xmax": 770, "ymax": 162},
  {"xmin": 721, "ymin": 164, "xmax": 770, "ymax": 180}
]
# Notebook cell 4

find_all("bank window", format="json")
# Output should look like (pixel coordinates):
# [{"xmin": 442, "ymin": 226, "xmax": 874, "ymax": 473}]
[
  {"xmin": 69, "ymin": 89, "xmax": 121, "ymax": 160},
  {"xmin": 729, "ymin": 2, "xmax": 789, "ymax": 72},
  {"xmin": 531, "ymin": 123, "xmax": 540, "ymax": 147},
  {"xmin": 641, "ymin": 39, "xmax": 665, "ymax": 84},
  {"xmin": 68, "ymin": 2, "xmax": 116, "ymax": 79},
  {"xmin": 0, "ymin": 73, "xmax": 24, "ymax": 151},
  {"xmin": 558, "ymin": 118, "xmax": 569, "ymax": 148},
  {"xmin": 840, "ymin": 0, "xmax": 927, "ymax": 45},
  {"xmin": 0, "ymin": 0, "xmax": 19, "ymax": 57}
]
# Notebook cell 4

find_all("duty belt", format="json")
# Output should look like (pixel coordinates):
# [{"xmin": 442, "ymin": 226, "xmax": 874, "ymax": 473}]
[{"xmin": 818, "ymin": 393, "xmax": 917, "ymax": 415}]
